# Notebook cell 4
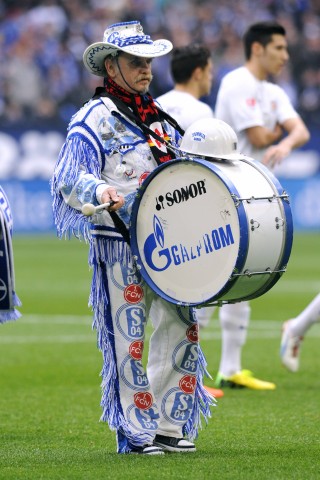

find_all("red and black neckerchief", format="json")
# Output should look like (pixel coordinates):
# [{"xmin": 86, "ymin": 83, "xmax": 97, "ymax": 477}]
[{"xmin": 92, "ymin": 77, "xmax": 184, "ymax": 166}]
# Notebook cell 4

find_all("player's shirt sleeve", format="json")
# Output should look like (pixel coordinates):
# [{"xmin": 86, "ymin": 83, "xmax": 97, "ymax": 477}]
[{"xmin": 272, "ymin": 84, "xmax": 299, "ymax": 124}]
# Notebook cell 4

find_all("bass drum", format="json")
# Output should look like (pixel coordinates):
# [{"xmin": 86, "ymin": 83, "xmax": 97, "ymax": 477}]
[{"xmin": 130, "ymin": 156, "xmax": 293, "ymax": 306}]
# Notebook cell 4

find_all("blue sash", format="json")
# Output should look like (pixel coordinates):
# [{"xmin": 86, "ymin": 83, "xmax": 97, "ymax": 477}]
[{"xmin": 0, "ymin": 186, "xmax": 21, "ymax": 323}]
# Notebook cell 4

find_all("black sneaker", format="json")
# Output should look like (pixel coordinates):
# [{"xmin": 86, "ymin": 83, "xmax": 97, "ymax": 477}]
[
  {"xmin": 154, "ymin": 435, "xmax": 196, "ymax": 453},
  {"xmin": 129, "ymin": 444, "xmax": 164, "ymax": 455}
]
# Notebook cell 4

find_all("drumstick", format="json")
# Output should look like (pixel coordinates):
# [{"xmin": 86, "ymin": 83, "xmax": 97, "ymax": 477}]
[{"xmin": 81, "ymin": 201, "xmax": 113, "ymax": 216}]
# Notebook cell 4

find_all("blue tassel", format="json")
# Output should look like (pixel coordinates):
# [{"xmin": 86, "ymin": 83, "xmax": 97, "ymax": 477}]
[
  {"xmin": 51, "ymin": 126, "xmax": 152, "ymax": 445},
  {"xmin": 183, "ymin": 344, "xmax": 216, "ymax": 440},
  {"xmin": 89, "ymin": 236, "xmax": 133, "ymax": 269},
  {"xmin": 88, "ymin": 251, "xmax": 153, "ymax": 447},
  {"xmin": 13, "ymin": 292, "xmax": 22, "ymax": 307},
  {"xmin": 51, "ymin": 135, "xmax": 102, "ymax": 240},
  {"xmin": 0, "ymin": 308, "xmax": 21, "ymax": 324},
  {"xmin": 0, "ymin": 291, "xmax": 22, "ymax": 323}
]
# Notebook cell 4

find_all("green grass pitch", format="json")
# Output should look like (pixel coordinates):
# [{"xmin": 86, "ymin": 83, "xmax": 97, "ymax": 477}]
[{"xmin": 0, "ymin": 232, "xmax": 319, "ymax": 479}]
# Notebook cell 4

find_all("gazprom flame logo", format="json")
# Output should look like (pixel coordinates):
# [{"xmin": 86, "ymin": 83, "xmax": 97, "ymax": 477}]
[
  {"xmin": 154, "ymin": 215, "xmax": 164, "ymax": 247},
  {"xmin": 143, "ymin": 214, "xmax": 235, "ymax": 273},
  {"xmin": 144, "ymin": 215, "xmax": 171, "ymax": 272}
]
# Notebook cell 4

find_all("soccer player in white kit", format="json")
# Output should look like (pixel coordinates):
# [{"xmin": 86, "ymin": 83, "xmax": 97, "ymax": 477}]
[
  {"xmin": 157, "ymin": 43, "xmax": 214, "ymax": 131},
  {"xmin": 198, "ymin": 21, "xmax": 310, "ymax": 390},
  {"xmin": 157, "ymin": 43, "xmax": 226, "ymax": 399}
]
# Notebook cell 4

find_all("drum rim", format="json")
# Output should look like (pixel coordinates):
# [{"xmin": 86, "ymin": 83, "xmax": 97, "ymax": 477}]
[{"xmin": 130, "ymin": 157, "xmax": 249, "ymax": 306}]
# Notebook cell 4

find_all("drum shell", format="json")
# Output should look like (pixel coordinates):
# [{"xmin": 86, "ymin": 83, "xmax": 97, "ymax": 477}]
[
  {"xmin": 210, "ymin": 157, "xmax": 293, "ymax": 303},
  {"xmin": 130, "ymin": 157, "xmax": 293, "ymax": 306}
]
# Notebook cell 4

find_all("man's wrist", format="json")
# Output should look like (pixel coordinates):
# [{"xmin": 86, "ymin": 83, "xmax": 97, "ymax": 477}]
[{"xmin": 95, "ymin": 183, "xmax": 111, "ymax": 204}]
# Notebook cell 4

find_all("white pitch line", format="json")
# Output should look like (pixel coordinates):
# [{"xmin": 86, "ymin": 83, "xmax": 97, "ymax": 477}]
[
  {"xmin": 1, "ymin": 329, "xmax": 320, "ymax": 344},
  {"xmin": 262, "ymin": 280, "xmax": 320, "ymax": 294},
  {"xmin": 199, "ymin": 330, "xmax": 320, "ymax": 340},
  {"xmin": 20, "ymin": 314, "xmax": 93, "ymax": 324},
  {"xmin": 0, "ymin": 334, "xmax": 95, "ymax": 344},
  {"xmin": 1, "ymin": 314, "xmax": 320, "ymax": 344}
]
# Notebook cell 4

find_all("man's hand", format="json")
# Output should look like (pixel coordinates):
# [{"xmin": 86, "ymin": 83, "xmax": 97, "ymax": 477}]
[
  {"xmin": 101, "ymin": 186, "xmax": 125, "ymax": 212},
  {"xmin": 262, "ymin": 143, "xmax": 291, "ymax": 168},
  {"xmin": 263, "ymin": 117, "xmax": 310, "ymax": 168}
]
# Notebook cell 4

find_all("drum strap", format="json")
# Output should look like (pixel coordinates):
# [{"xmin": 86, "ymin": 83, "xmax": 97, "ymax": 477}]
[
  {"xmin": 109, "ymin": 210, "xmax": 130, "ymax": 245},
  {"xmin": 90, "ymin": 88, "xmax": 185, "ymax": 246},
  {"xmin": 91, "ymin": 87, "xmax": 185, "ymax": 156}
]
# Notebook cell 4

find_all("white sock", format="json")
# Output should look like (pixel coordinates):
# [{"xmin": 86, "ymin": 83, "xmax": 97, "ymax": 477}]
[
  {"xmin": 218, "ymin": 301, "xmax": 250, "ymax": 377},
  {"xmin": 195, "ymin": 306, "xmax": 216, "ymax": 328},
  {"xmin": 288, "ymin": 293, "xmax": 320, "ymax": 337}
]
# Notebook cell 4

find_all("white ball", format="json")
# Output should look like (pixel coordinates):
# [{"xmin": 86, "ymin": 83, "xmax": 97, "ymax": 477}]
[{"xmin": 81, "ymin": 203, "xmax": 95, "ymax": 216}]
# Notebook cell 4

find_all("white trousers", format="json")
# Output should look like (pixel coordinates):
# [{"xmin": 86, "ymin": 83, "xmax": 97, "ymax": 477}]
[{"xmin": 101, "ymin": 261, "xmax": 201, "ymax": 451}]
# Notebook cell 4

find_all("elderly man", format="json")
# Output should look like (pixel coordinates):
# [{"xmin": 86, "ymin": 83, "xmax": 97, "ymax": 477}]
[{"xmin": 51, "ymin": 21, "xmax": 213, "ymax": 455}]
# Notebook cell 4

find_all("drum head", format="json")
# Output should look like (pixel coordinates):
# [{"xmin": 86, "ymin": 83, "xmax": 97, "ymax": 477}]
[{"xmin": 130, "ymin": 158, "xmax": 248, "ymax": 306}]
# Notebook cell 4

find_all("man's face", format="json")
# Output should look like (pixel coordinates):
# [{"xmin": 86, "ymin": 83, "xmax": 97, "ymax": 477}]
[
  {"xmin": 106, "ymin": 53, "xmax": 153, "ymax": 94},
  {"xmin": 199, "ymin": 58, "xmax": 214, "ymax": 97},
  {"xmin": 259, "ymin": 34, "xmax": 289, "ymax": 76}
]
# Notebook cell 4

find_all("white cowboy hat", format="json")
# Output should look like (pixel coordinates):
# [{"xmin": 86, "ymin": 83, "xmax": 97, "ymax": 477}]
[{"xmin": 83, "ymin": 20, "xmax": 173, "ymax": 77}]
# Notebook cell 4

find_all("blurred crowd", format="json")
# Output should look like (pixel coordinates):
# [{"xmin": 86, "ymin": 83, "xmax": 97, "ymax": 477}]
[{"xmin": 0, "ymin": 0, "xmax": 320, "ymax": 128}]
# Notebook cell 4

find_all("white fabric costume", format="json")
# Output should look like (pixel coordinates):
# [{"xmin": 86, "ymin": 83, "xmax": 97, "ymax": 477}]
[
  {"xmin": 215, "ymin": 66, "xmax": 298, "ymax": 161},
  {"xmin": 51, "ymin": 96, "xmax": 213, "ymax": 453},
  {"xmin": 197, "ymin": 66, "xmax": 299, "ymax": 378},
  {"xmin": 157, "ymin": 90, "xmax": 214, "ymax": 131}
]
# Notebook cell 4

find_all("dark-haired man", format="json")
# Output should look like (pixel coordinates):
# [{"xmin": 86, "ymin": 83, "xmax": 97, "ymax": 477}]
[
  {"xmin": 199, "ymin": 21, "xmax": 310, "ymax": 391},
  {"xmin": 157, "ymin": 43, "xmax": 214, "ymax": 130},
  {"xmin": 157, "ymin": 44, "xmax": 227, "ymax": 399},
  {"xmin": 216, "ymin": 21, "xmax": 309, "ymax": 167}
]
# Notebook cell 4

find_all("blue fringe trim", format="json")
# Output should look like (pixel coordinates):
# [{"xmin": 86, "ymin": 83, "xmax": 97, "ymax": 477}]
[
  {"xmin": 51, "ymin": 135, "xmax": 102, "ymax": 240},
  {"xmin": 89, "ymin": 248, "xmax": 153, "ymax": 447},
  {"xmin": 89, "ymin": 236, "xmax": 133, "ymax": 269},
  {"xmin": 52, "ymin": 122, "xmax": 155, "ymax": 445},
  {"xmin": 0, "ymin": 309, "xmax": 21, "ymax": 324},
  {"xmin": 13, "ymin": 292, "xmax": 22, "ymax": 307},
  {"xmin": 183, "ymin": 344, "xmax": 216, "ymax": 440}
]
